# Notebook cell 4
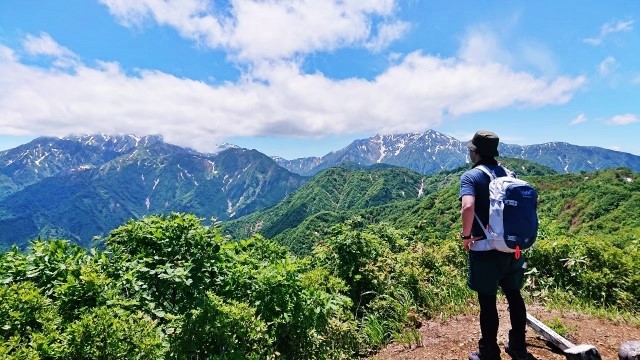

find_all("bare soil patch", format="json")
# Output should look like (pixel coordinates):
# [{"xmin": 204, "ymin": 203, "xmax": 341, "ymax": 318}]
[{"xmin": 371, "ymin": 302, "xmax": 640, "ymax": 360}]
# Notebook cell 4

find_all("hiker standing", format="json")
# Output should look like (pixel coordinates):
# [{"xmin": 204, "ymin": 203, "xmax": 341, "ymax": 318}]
[{"xmin": 459, "ymin": 130, "xmax": 533, "ymax": 360}]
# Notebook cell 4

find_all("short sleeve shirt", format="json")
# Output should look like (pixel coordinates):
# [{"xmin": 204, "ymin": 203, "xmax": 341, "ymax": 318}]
[{"xmin": 459, "ymin": 165, "xmax": 508, "ymax": 239}]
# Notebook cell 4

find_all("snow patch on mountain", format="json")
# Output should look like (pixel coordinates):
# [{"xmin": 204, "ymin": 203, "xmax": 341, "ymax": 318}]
[{"xmin": 211, "ymin": 143, "xmax": 240, "ymax": 154}]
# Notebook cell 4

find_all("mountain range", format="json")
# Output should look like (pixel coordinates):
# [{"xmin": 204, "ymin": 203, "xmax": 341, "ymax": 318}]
[
  {"xmin": 1, "ymin": 130, "xmax": 639, "ymax": 249},
  {"xmin": 274, "ymin": 130, "xmax": 640, "ymax": 175},
  {"xmin": 0, "ymin": 135, "xmax": 305, "ymax": 248}
]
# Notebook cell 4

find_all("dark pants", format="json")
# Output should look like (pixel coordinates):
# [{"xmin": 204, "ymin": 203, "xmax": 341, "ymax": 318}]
[
  {"xmin": 468, "ymin": 250, "xmax": 527, "ymax": 354},
  {"xmin": 478, "ymin": 289, "xmax": 527, "ymax": 353}
]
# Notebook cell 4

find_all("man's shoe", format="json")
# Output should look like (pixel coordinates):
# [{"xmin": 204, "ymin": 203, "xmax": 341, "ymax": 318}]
[
  {"xmin": 469, "ymin": 350, "xmax": 501, "ymax": 360},
  {"xmin": 504, "ymin": 341, "xmax": 532, "ymax": 360}
]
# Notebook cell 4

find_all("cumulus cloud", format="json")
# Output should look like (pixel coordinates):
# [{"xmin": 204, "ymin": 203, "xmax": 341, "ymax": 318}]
[
  {"xmin": 365, "ymin": 21, "xmax": 410, "ymax": 52},
  {"xmin": 99, "ymin": 0, "xmax": 401, "ymax": 61},
  {"xmin": 570, "ymin": 113, "xmax": 586, "ymax": 125},
  {"xmin": 0, "ymin": 3, "xmax": 588, "ymax": 151},
  {"xmin": 607, "ymin": 114, "xmax": 639, "ymax": 126},
  {"xmin": 583, "ymin": 20, "xmax": 634, "ymax": 45},
  {"xmin": 23, "ymin": 33, "xmax": 80, "ymax": 68},
  {"xmin": 0, "ymin": 35, "xmax": 586, "ymax": 151},
  {"xmin": 0, "ymin": 47, "xmax": 17, "ymax": 63}
]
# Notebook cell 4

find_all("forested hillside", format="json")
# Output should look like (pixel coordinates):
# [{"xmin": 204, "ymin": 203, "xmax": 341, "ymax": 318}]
[
  {"xmin": 369, "ymin": 167, "xmax": 640, "ymax": 241},
  {"xmin": 224, "ymin": 158, "xmax": 557, "ymax": 254},
  {"xmin": 224, "ymin": 165, "xmax": 431, "ymax": 253}
]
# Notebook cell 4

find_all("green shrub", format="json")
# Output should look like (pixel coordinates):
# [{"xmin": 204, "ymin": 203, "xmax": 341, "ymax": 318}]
[
  {"xmin": 313, "ymin": 218, "xmax": 396, "ymax": 311},
  {"xmin": 63, "ymin": 306, "xmax": 165, "ymax": 359},
  {"xmin": 218, "ymin": 236, "xmax": 358, "ymax": 359},
  {"xmin": 168, "ymin": 293, "xmax": 271, "ymax": 360},
  {"xmin": 0, "ymin": 240, "xmax": 93, "ymax": 297},
  {"xmin": 104, "ymin": 213, "xmax": 227, "ymax": 317},
  {"xmin": 0, "ymin": 282, "xmax": 65, "ymax": 358},
  {"xmin": 103, "ymin": 213, "xmax": 359, "ymax": 359},
  {"xmin": 526, "ymin": 234, "xmax": 640, "ymax": 311}
]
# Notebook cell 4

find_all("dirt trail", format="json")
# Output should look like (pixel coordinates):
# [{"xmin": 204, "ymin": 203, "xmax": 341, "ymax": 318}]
[{"xmin": 371, "ymin": 302, "xmax": 640, "ymax": 360}]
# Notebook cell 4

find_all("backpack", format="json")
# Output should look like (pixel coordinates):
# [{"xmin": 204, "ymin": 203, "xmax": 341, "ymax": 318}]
[{"xmin": 473, "ymin": 165, "xmax": 539, "ymax": 257}]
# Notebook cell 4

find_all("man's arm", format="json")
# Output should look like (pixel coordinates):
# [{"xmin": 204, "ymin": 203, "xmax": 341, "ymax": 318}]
[
  {"xmin": 461, "ymin": 194, "xmax": 475, "ymax": 235},
  {"xmin": 460, "ymin": 194, "xmax": 480, "ymax": 251}
]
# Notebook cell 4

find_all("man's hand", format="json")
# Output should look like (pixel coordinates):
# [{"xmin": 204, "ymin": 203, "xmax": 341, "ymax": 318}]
[{"xmin": 462, "ymin": 236, "xmax": 483, "ymax": 251}]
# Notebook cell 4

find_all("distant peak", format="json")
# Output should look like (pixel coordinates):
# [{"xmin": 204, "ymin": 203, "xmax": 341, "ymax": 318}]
[
  {"xmin": 63, "ymin": 134, "xmax": 163, "ymax": 143},
  {"xmin": 211, "ymin": 143, "xmax": 240, "ymax": 154}
]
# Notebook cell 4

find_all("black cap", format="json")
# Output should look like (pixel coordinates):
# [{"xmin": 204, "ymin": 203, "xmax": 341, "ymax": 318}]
[{"xmin": 467, "ymin": 130, "xmax": 499, "ymax": 157}]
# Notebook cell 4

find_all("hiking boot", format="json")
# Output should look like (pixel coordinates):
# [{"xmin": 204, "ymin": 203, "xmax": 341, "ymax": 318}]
[
  {"xmin": 468, "ymin": 350, "xmax": 501, "ymax": 360},
  {"xmin": 504, "ymin": 340, "xmax": 532, "ymax": 360},
  {"xmin": 470, "ymin": 339, "xmax": 501, "ymax": 360}
]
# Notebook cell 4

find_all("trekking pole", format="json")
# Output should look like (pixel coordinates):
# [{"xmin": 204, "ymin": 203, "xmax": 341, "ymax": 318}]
[{"xmin": 526, "ymin": 312, "xmax": 602, "ymax": 360}]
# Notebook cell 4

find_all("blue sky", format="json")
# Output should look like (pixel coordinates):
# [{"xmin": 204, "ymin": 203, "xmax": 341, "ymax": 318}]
[{"xmin": 0, "ymin": 0, "xmax": 638, "ymax": 159}]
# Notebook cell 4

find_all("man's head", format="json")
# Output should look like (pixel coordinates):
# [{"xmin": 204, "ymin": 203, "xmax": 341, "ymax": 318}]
[{"xmin": 467, "ymin": 130, "xmax": 499, "ymax": 160}]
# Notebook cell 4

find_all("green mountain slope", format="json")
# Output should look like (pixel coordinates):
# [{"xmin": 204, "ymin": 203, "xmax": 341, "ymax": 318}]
[
  {"xmin": 534, "ymin": 168, "xmax": 640, "ymax": 237},
  {"xmin": 224, "ymin": 159, "xmax": 556, "ymax": 253},
  {"xmin": 361, "ymin": 167, "xmax": 640, "ymax": 243},
  {"xmin": 223, "ymin": 166, "xmax": 431, "ymax": 252},
  {"xmin": 226, "ymin": 160, "xmax": 640, "ymax": 256}
]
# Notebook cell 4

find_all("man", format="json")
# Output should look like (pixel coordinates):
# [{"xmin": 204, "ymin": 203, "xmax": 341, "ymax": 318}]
[{"xmin": 459, "ymin": 130, "xmax": 531, "ymax": 360}]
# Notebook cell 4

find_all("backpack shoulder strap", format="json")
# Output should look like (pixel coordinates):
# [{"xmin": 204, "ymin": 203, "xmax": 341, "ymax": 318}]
[
  {"xmin": 473, "ymin": 164, "xmax": 493, "ymax": 239},
  {"xmin": 500, "ymin": 165, "xmax": 516, "ymax": 178},
  {"xmin": 473, "ymin": 213, "xmax": 491, "ymax": 239},
  {"xmin": 478, "ymin": 164, "xmax": 515, "ymax": 179},
  {"xmin": 475, "ymin": 165, "xmax": 496, "ymax": 180}
]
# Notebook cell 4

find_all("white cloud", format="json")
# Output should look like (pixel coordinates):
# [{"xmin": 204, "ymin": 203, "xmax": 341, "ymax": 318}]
[
  {"xmin": 97, "ymin": 0, "xmax": 225, "ymax": 38},
  {"xmin": 0, "ymin": 36, "xmax": 586, "ymax": 152},
  {"xmin": 598, "ymin": 56, "xmax": 617, "ymax": 76},
  {"xmin": 583, "ymin": 20, "xmax": 634, "ymax": 45},
  {"xmin": 0, "ymin": 47, "xmax": 17, "ymax": 62},
  {"xmin": 365, "ymin": 21, "xmax": 410, "ymax": 52},
  {"xmin": 632, "ymin": 74, "xmax": 640, "ymax": 85},
  {"xmin": 23, "ymin": 33, "xmax": 80, "ymax": 68},
  {"xmin": 99, "ymin": 0, "xmax": 401, "ymax": 61},
  {"xmin": 570, "ymin": 113, "xmax": 586, "ymax": 125},
  {"xmin": 607, "ymin": 114, "xmax": 639, "ymax": 126}
]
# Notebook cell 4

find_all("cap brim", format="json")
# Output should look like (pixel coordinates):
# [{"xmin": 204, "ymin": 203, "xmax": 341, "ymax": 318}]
[{"xmin": 466, "ymin": 141, "xmax": 476, "ymax": 151}]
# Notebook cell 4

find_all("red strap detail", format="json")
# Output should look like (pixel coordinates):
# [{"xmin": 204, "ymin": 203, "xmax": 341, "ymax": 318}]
[{"xmin": 515, "ymin": 245, "xmax": 521, "ymax": 259}]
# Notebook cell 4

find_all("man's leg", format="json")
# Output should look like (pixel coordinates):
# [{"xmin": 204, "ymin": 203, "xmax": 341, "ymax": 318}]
[
  {"xmin": 499, "ymin": 254, "xmax": 528, "ymax": 355},
  {"xmin": 468, "ymin": 252, "xmax": 502, "ymax": 359},
  {"xmin": 477, "ymin": 292, "xmax": 501, "ymax": 355},
  {"xmin": 503, "ymin": 287, "xmax": 527, "ymax": 351}
]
